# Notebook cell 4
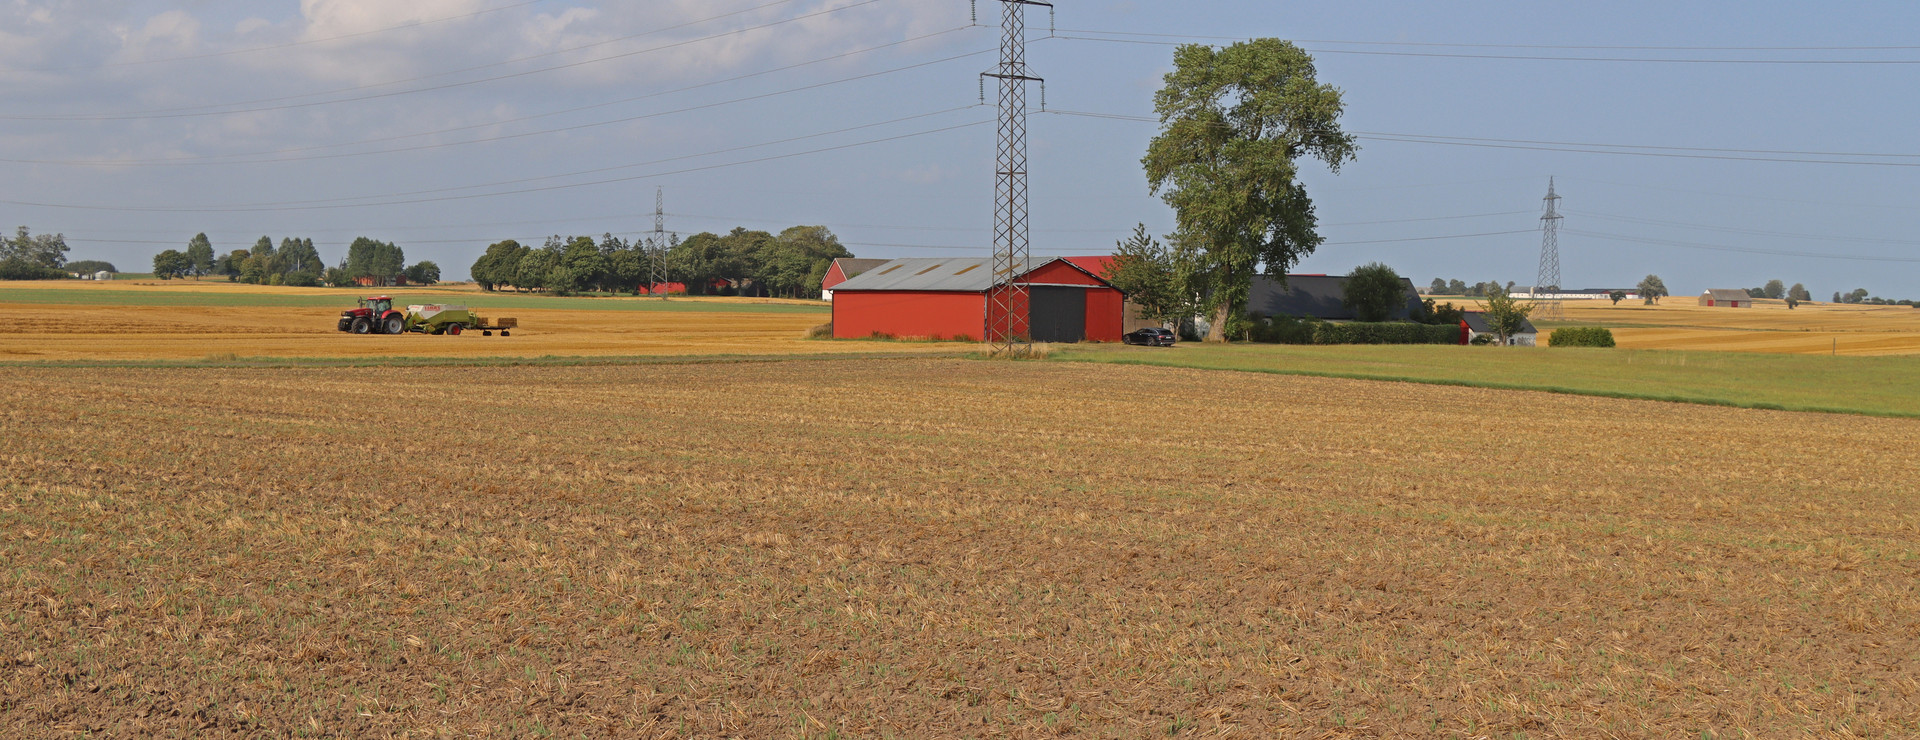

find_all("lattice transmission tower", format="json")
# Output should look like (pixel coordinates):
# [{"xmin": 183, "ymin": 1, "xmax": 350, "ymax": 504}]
[
  {"xmin": 649, "ymin": 187, "xmax": 674, "ymax": 300},
  {"xmin": 978, "ymin": 0, "xmax": 1050, "ymax": 357},
  {"xmin": 1532, "ymin": 177, "xmax": 1564, "ymax": 321}
]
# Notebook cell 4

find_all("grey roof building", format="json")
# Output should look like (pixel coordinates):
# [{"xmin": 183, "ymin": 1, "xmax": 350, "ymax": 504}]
[
  {"xmin": 830, "ymin": 257, "xmax": 1091, "ymax": 292},
  {"xmin": 1245, "ymin": 275, "xmax": 1424, "ymax": 321}
]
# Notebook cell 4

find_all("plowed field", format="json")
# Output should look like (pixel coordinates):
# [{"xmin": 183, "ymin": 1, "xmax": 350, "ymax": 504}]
[{"xmin": 4, "ymin": 358, "xmax": 1917, "ymax": 737}]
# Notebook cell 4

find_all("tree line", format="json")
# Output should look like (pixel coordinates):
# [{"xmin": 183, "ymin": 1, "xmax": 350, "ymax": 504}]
[
  {"xmin": 0, "ymin": 226, "xmax": 72, "ymax": 280},
  {"xmin": 470, "ymin": 225, "xmax": 851, "ymax": 298},
  {"xmin": 152, "ymin": 234, "xmax": 437, "ymax": 286}
]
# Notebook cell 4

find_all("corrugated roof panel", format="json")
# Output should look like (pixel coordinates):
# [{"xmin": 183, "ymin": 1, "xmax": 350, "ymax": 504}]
[{"xmin": 832, "ymin": 257, "xmax": 1048, "ymax": 292}]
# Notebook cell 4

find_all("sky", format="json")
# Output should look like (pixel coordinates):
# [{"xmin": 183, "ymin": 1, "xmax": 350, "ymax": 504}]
[{"xmin": 3, "ymin": 0, "xmax": 1919, "ymax": 298}]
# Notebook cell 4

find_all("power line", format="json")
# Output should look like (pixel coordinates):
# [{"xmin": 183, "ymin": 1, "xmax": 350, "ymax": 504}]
[
  {"xmin": 204, "ymin": 106, "xmax": 988, "ymax": 208},
  {"xmin": 1567, "ymin": 210, "xmax": 1920, "ymax": 246},
  {"xmin": 1, "ymin": 28, "xmax": 978, "ymax": 166},
  {"xmin": 1051, "ymin": 27, "xmax": 1920, "ymax": 52},
  {"xmin": 1356, "ymin": 132, "xmax": 1920, "ymax": 167},
  {"xmin": 1323, "ymin": 229, "xmax": 1537, "ymax": 246},
  {"xmin": 1565, "ymin": 229, "xmax": 1920, "ymax": 263},
  {"xmin": 1043, "ymin": 110, "xmax": 1920, "ymax": 167},
  {"xmin": 29, "ymin": 0, "xmax": 551, "ymax": 72},
  {"xmin": 0, "ymin": 120, "xmax": 993, "ymax": 213},
  {"xmin": 1, "ymin": 0, "xmax": 864, "ymax": 121},
  {"xmin": 1053, "ymin": 32, "xmax": 1920, "ymax": 64}
]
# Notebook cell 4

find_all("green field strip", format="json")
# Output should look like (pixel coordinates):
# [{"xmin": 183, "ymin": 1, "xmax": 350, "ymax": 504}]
[{"xmin": 1055, "ymin": 344, "xmax": 1920, "ymax": 419}]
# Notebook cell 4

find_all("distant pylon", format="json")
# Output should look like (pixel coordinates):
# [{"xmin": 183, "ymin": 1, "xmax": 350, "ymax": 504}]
[
  {"xmin": 979, "ymin": 0, "xmax": 1051, "ymax": 357},
  {"xmin": 1533, "ymin": 177, "xmax": 1564, "ymax": 321},
  {"xmin": 649, "ymin": 187, "xmax": 671, "ymax": 300}
]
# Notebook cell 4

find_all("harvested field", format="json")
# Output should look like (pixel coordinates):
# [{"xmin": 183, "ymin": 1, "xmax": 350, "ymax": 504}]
[
  {"xmin": 0, "ymin": 281, "xmax": 952, "ymax": 362},
  {"xmin": 4, "ymin": 358, "xmax": 1918, "ymax": 737},
  {"xmin": 1448, "ymin": 297, "xmax": 1920, "ymax": 355}
]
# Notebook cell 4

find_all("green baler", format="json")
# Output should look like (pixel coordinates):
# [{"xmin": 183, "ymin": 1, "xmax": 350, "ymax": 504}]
[{"xmin": 402, "ymin": 304, "xmax": 516, "ymax": 336}]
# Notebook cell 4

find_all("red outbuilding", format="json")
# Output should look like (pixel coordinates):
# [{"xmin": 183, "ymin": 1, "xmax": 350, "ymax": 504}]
[{"xmin": 830, "ymin": 257, "xmax": 1125, "ymax": 342}]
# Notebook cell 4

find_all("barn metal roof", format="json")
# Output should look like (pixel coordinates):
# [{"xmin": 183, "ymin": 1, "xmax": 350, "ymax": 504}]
[
  {"xmin": 1702, "ymin": 289, "xmax": 1751, "ymax": 302},
  {"xmin": 830, "ymin": 257, "xmax": 1052, "ymax": 292},
  {"xmin": 830, "ymin": 258, "xmax": 891, "ymax": 280}
]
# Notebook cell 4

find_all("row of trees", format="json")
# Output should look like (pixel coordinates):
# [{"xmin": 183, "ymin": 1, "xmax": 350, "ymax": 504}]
[
  {"xmin": 152, "ymin": 234, "xmax": 436, "ymax": 286},
  {"xmin": 0, "ymin": 226, "xmax": 72, "ymax": 279},
  {"xmin": 470, "ymin": 225, "xmax": 852, "ymax": 297},
  {"xmin": 1745, "ymin": 279, "xmax": 1812, "ymax": 302},
  {"xmin": 1426, "ymin": 278, "xmax": 1519, "ymax": 298}
]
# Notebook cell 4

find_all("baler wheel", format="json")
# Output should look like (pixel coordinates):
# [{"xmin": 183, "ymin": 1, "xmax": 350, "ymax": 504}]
[
  {"xmin": 500, "ymin": 330, "xmax": 511, "ymax": 337},
  {"xmin": 483, "ymin": 330, "xmax": 492, "ymax": 336},
  {"xmin": 448, "ymin": 324, "xmax": 463, "ymax": 336}
]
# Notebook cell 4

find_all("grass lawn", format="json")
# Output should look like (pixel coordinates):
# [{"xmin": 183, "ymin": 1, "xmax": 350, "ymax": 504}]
[{"xmin": 1057, "ymin": 342, "xmax": 1920, "ymax": 418}]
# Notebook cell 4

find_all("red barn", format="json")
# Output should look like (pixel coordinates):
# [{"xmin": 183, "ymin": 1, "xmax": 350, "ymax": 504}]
[
  {"xmin": 830, "ymin": 257, "xmax": 1125, "ymax": 342},
  {"xmin": 820, "ymin": 258, "xmax": 890, "ymax": 302}
]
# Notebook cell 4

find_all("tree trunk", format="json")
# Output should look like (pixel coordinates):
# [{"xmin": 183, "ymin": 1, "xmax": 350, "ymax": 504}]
[{"xmin": 1206, "ymin": 302, "xmax": 1232, "ymax": 342}]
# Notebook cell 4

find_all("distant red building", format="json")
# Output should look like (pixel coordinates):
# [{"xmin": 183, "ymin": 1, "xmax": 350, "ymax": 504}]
[{"xmin": 829, "ymin": 257, "xmax": 1124, "ymax": 342}]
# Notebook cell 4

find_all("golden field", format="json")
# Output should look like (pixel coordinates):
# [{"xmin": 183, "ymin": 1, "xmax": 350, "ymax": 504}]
[
  {"xmin": 0, "ymin": 280, "xmax": 954, "ymax": 362},
  {"xmin": 1459, "ymin": 296, "xmax": 1920, "ymax": 355},
  {"xmin": 4, "ymin": 358, "xmax": 1918, "ymax": 737}
]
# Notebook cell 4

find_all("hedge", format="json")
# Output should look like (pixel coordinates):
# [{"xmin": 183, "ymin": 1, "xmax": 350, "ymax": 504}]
[
  {"xmin": 1311, "ymin": 321, "xmax": 1459, "ymax": 345},
  {"xmin": 1549, "ymin": 326, "xmax": 1616, "ymax": 347}
]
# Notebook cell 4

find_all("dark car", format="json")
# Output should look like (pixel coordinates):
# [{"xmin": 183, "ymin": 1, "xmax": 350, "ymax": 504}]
[{"xmin": 1123, "ymin": 328, "xmax": 1176, "ymax": 346}]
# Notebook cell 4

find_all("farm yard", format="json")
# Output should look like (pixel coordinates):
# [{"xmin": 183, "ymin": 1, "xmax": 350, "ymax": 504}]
[{"xmin": 4, "ymin": 357, "xmax": 1919, "ymax": 737}]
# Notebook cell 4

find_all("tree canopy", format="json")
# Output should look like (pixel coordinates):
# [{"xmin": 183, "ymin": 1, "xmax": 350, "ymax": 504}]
[
  {"xmin": 1637, "ymin": 274, "xmax": 1669, "ymax": 305},
  {"xmin": 471, "ymin": 225, "xmax": 851, "ymax": 297},
  {"xmin": 1342, "ymin": 262, "xmax": 1406, "ymax": 322},
  {"xmin": 1480, "ymin": 286, "xmax": 1536, "ymax": 345},
  {"xmin": 1101, "ymin": 224, "xmax": 1197, "ymax": 330},
  {"xmin": 1143, "ymin": 38, "xmax": 1357, "ymax": 341}
]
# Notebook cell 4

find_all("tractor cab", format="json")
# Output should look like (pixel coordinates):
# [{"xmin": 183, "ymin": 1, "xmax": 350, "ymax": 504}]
[{"xmin": 337, "ymin": 295, "xmax": 405, "ymax": 334}]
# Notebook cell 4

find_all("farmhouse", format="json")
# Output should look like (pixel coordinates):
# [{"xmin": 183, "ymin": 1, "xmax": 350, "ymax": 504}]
[
  {"xmin": 1462, "ymin": 311, "xmax": 1539, "ymax": 346},
  {"xmin": 1245, "ymin": 274, "xmax": 1423, "ymax": 321},
  {"xmin": 1700, "ymin": 289, "xmax": 1752, "ymax": 308},
  {"xmin": 829, "ymin": 257, "xmax": 1124, "ymax": 342},
  {"xmin": 819, "ymin": 258, "xmax": 890, "ymax": 302}
]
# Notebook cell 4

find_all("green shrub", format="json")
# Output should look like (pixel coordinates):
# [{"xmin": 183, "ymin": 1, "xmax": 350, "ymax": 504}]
[
  {"xmin": 0, "ymin": 258, "xmax": 67, "ymax": 281},
  {"xmin": 1245, "ymin": 315, "xmax": 1322, "ymax": 344},
  {"xmin": 1549, "ymin": 327, "xmax": 1616, "ymax": 348},
  {"xmin": 1311, "ymin": 321, "xmax": 1459, "ymax": 345}
]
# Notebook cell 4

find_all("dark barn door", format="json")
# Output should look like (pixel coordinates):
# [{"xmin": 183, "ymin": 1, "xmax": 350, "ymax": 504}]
[{"xmin": 1028, "ymin": 286, "xmax": 1085, "ymax": 343}]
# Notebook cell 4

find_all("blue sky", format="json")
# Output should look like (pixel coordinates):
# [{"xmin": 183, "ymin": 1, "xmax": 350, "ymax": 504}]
[{"xmin": 3, "ymin": 0, "xmax": 1918, "ymax": 297}]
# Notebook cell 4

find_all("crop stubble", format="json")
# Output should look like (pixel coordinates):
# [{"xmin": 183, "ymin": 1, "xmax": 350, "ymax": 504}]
[{"xmin": 2, "ymin": 358, "xmax": 1917, "ymax": 737}]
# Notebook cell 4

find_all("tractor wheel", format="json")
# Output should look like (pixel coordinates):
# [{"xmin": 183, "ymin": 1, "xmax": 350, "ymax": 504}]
[
  {"xmin": 383, "ymin": 315, "xmax": 405, "ymax": 334},
  {"xmin": 448, "ymin": 324, "xmax": 463, "ymax": 336},
  {"xmin": 350, "ymin": 317, "xmax": 371, "ymax": 334}
]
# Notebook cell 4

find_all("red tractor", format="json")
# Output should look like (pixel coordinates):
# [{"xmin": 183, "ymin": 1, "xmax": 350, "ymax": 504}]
[{"xmin": 337, "ymin": 296, "xmax": 407, "ymax": 335}]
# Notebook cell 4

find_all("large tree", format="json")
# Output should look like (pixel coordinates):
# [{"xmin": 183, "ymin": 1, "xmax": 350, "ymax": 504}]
[
  {"xmin": 185, "ymin": 233, "xmax": 214, "ymax": 277},
  {"xmin": 1143, "ymin": 39, "xmax": 1357, "ymax": 341},
  {"xmin": 1637, "ymin": 274, "xmax": 1668, "ymax": 305},
  {"xmin": 7, "ymin": 227, "xmax": 70, "ymax": 269}
]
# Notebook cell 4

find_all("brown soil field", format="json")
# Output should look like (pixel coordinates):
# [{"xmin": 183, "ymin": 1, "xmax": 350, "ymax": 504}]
[
  {"xmin": 4, "ymin": 358, "xmax": 1917, "ymax": 737},
  {"xmin": 1453, "ymin": 298, "xmax": 1920, "ymax": 355}
]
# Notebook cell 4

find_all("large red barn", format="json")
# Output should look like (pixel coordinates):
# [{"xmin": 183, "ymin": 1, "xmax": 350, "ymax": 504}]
[{"xmin": 830, "ymin": 257, "xmax": 1124, "ymax": 342}]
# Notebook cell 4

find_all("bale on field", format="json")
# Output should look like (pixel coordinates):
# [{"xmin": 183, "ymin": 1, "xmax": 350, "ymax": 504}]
[{"xmin": 806, "ymin": 323, "xmax": 832, "ymax": 339}]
